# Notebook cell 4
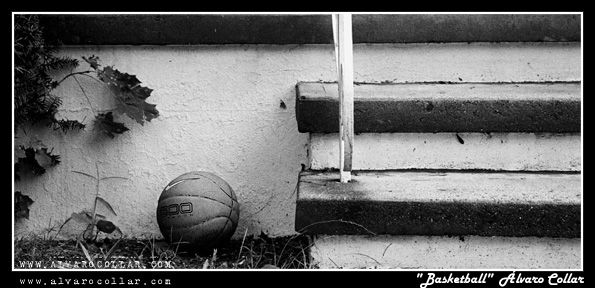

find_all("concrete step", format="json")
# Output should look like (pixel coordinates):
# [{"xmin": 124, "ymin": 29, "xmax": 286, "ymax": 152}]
[
  {"xmin": 310, "ymin": 235, "xmax": 581, "ymax": 269},
  {"xmin": 309, "ymin": 132, "xmax": 580, "ymax": 171},
  {"xmin": 295, "ymin": 170, "xmax": 580, "ymax": 238},
  {"xmin": 296, "ymin": 82, "xmax": 580, "ymax": 133}
]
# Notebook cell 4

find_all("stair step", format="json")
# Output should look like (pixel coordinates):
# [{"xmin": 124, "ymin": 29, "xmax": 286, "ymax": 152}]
[
  {"xmin": 295, "ymin": 170, "xmax": 580, "ymax": 237},
  {"xmin": 310, "ymin": 235, "xmax": 581, "ymax": 269},
  {"xmin": 296, "ymin": 82, "xmax": 580, "ymax": 133},
  {"xmin": 309, "ymin": 132, "xmax": 580, "ymax": 171}
]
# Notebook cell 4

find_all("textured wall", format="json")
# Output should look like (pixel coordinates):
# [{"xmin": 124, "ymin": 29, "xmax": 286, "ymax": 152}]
[{"xmin": 14, "ymin": 43, "xmax": 580, "ymax": 239}]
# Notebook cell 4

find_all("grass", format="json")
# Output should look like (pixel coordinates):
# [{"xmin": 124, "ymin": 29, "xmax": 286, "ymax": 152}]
[{"xmin": 14, "ymin": 232, "xmax": 316, "ymax": 269}]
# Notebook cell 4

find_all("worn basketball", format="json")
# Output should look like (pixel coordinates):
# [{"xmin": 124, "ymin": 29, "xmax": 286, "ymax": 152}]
[{"xmin": 156, "ymin": 171, "xmax": 239, "ymax": 248}]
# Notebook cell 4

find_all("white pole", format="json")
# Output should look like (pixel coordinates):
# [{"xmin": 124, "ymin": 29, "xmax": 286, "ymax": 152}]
[{"xmin": 332, "ymin": 13, "xmax": 354, "ymax": 183}]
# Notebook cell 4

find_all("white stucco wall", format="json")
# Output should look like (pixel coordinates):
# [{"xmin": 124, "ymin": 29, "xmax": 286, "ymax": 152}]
[{"xmin": 14, "ymin": 43, "xmax": 580, "ymax": 239}]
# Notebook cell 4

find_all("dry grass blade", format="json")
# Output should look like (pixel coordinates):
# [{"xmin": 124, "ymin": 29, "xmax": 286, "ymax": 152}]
[
  {"xmin": 211, "ymin": 249, "xmax": 217, "ymax": 264},
  {"xmin": 298, "ymin": 219, "xmax": 376, "ymax": 236},
  {"xmin": 237, "ymin": 228, "xmax": 248, "ymax": 262},
  {"xmin": 301, "ymin": 245, "xmax": 309, "ymax": 268},
  {"xmin": 328, "ymin": 257, "xmax": 340, "ymax": 269},
  {"xmin": 351, "ymin": 252, "xmax": 383, "ymax": 266},
  {"xmin": 77, "ymin": 240, "xmax": 94, "ymax": 265},
  {"xmin": 382, "ymin": 243, "xmax": 393, "ymax": 257},
  {"xmin": 16, "ymin": 233, "xmax": 313, "ymax": 269},
  {"xmin": 104, "ymin": 237, "xmax": 122, "ymax": 260}
]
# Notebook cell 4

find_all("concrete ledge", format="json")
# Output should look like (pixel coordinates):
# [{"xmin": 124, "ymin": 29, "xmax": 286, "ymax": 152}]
[
  {"xmin": 38, "ymin": 14, "xmax": 580, "ymax": 45},
  {"xmin": 295, "ymin": 171, "xmax": 581, "ymax": 238},
  {"xmin": 296, "ymin": 82, "xmax": 581, "ymax": 133},
  {"xmin": 311, "ymin": 235, "xmax": 581, "ymax": 269}
]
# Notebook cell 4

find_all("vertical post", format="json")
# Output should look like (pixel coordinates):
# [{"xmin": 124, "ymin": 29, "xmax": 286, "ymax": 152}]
[{"xmin": 332, "ymin": 13, "xmax": 354, "ymax": 183}]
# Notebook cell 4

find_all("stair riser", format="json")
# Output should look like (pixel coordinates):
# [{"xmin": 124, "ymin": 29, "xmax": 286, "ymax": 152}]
[
  {"xmin": 311, "ymin": 235, "xmax": 581, "ymax": 269},
  {"xmin": 309, "ymin": 133, "xmax": 581, "ymax": 171}
]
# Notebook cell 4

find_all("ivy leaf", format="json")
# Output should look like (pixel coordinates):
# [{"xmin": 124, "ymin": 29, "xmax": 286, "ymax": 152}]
[
  {"xmin": 96, "ymin": 219, "xmax": 117, "ymax": 234},
  {"xmin": 97, "ymin": 66, "xmax": 159, "ymax": 125},
  {"xmin": 94, "ymin": 112, "xmax": 129, "ymax": 138},
  {"xmin": 15, "ymin": 191, "xmax": 34, "ymax": 220}
]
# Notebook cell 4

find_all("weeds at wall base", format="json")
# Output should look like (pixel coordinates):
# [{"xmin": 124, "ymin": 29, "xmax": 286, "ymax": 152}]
[{"xmin": 14, "ymin": 233, "xmax": 316, "ymax": 269}]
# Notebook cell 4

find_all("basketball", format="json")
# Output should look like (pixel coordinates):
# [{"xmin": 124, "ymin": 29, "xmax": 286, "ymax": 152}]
[{"xmin": 156, "ymin": 171, "xmax": 239, "ymax": 248}]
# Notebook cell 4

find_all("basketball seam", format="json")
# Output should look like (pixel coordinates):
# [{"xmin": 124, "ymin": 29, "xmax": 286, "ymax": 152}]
[
  {"xmin": 163, "ymin": 178, "xmax": 193, "ymax": 191},
  {"xmin": 200, "ymin": 174, "xmax": 234, "ymax": 200},
  {"xmin": 165, "ymin": 175, "xmax": 211, "ymax": 191},
  {"xmin": 168, "ymin": 216, "xmax": 232, "ymax": 229},
  {"xmin": 217, "ymin": 198, "xmax": 235, "ymax": 242},
  {"xmin": 160, "ymin": 194, "xmax": 233, "ymax": 209}
]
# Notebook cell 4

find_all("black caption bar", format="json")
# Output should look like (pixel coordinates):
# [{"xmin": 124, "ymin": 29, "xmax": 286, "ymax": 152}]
[{"xmin": 12, "ymin": 270, "xmax": 585, "ymax": 288}]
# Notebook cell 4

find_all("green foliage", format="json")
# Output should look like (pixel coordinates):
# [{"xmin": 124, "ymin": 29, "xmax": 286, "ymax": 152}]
[
  {"xmin": 83, "ymin": 56, "xmax": 159, "ymax": 125},
  {"xmin": 14, "ymin": 15, "xmax": 159, "ymax": 221},
  {"xmin": 15, "ymin": 191, "xmax": 34, "ymax": 220},
  {"xmin": 94, "ymin": 112, "xmax": 129, "ymax": 138},
  {"xmin": 14, "ymin": 138, "xmax": 60, "ymax": 180},
  {"xmin": 14, "ymin": 15, "xmax": 82, "ymax": 132},
  {"xmin": 60, "ymin": 164, "xmax": 126, "ymax": 242}
]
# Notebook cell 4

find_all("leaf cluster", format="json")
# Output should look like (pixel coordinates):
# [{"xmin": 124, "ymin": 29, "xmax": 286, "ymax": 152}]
[
  {"xmin": 13, "ymin": 16, "xmax": 159, "ymax": 224},
  {"xmin": 83, "ymin": 56, "xmax": 159, "ymax": 137},
  {"xmin": 14, "ymin": 15, "xmax": 82, "ymax": 132},
  {"xmin": 14, "ymin": 191, "xmax": 34, "ymax": 220},
  {"xmin": 14, "ymin": 138, "xmax": 60, "ymax": 180}
]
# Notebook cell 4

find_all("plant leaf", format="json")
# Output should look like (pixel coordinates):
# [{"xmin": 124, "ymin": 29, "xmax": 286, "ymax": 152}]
[
  {"xmin": 34, "ymin": 148, "xmax": 60, "ymax": 168},
  {"xmin": 100, "ymin": 176, "xmax": 128, "ymax": 181},
  {"xmin": 15, "ymin": 191, "xmax": 34, "ymax": 220},
  {"xmin": 82, "ymin": 55, "xmax": 100, "ymax": 70},
  {"xmin": 25, "ymin": 137, "xmax": 46, "ymax": 151},
  {"xmin": 69, "ymin": 211, "xmax": 94, "ymax": 225},
  {"xmin": 96, "ymin": 196, "xmax": 117, "ymax": 216},
  {"xmin": 82, "ymin": 210, "xmax": 106, "ymax": 220},
  {"xmin": 71, "ymin": 170, "xmax": 97, "ymax": 180},
  {"xmin": 96, "ymin": 66, "xmax": 159, "ymax": 125},
  {"xmin": 456, "ymin": 133, "xmax": 465, "ymax": 144},
  {"xmin": 16, "ymin": 146, "xmax": 59, "ymax": 177},
  {"xmin": 96, "ymin": 219, "xmax": 117, "ymax": 234},
  {"xmin": 94, "ymin": 112, "xmax": 129, "ymax": 138}
]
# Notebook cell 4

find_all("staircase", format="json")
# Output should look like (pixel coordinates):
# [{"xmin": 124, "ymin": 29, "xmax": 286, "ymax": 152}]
[{"xmin": 294, "ymin": 79, "xmax": 581, "ymax": 267}]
